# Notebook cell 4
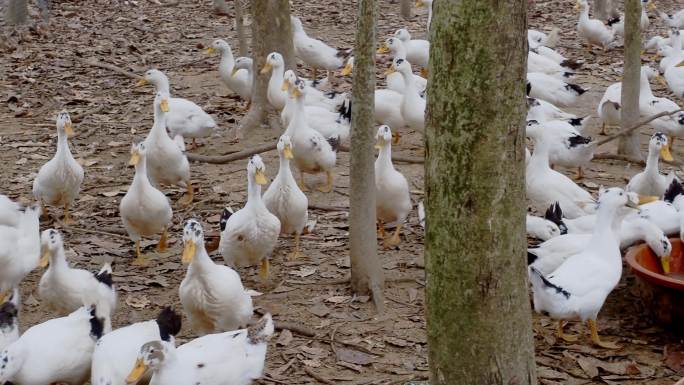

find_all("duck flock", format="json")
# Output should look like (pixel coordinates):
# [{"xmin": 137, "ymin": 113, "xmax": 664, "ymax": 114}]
[{"xmin": 1, "ymin": 0, "xmax": 684, "ymax": 383}]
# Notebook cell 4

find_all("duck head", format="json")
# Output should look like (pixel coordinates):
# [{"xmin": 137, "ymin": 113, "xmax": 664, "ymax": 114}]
[
  {"xmin": 126, "ymin": 341, "xmax": 167, "ymax": 384},
  {"xmin": 56, "ymin": 110, "xmax": 73, "ymax": 136},
  {"xmin": 650, "ymin": 132, "xmax": 672, "ymax": 161},
  {"xmin": 248, "ymin": 155, "xmax": 268, "ymax": 185},
  {"xmin": 277, "ymin": 135, "xmax": 294, "ymax": 160},
  {"xmin": 39, "ymin": 228, "xmax": 63, "ymax": 268},
  {"xmin": 261, "ymin": 52, "xmax": 284, "ymax": 74},
  {"xmin": 181, "ymin": 219, "xmax": 204, "ymax": 264}
]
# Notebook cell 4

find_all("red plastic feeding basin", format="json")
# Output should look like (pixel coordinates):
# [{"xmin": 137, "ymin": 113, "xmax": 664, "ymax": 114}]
[{"xmin": 625, "ymin": 238, "xmax": 684, "ymax": 327}]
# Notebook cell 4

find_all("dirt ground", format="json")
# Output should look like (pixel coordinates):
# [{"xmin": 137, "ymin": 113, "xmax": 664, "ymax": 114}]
[{"xmin": 0, "ymin": 0, "xmax": 683, "ymax": 384}]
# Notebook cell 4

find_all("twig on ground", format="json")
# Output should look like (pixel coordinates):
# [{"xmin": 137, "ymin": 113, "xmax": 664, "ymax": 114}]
[
  {"xmin": 303, "ymin": 367, "xmax": 336, "ymax": 385},
  {"xmin": 186, "ymin": 143, "xmax": 277, "ymax": 164},
  {"xmin": 78, "ymin": 58, "xmax": 142, "ymax": 80}
]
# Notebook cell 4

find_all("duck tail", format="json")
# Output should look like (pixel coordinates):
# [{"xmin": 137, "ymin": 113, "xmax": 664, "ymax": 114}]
[
  {"xmin": 529, "ymin": 267, "xmax": 571, "ymax": 300},
  {"xmin": 664, "ymin": 178, "xmax": 684, "ymax": 203},
  {"xmin": 560, "ymin": 58, "xmax": 583, "ymax": 70},
  {"xmin": 219, "ymin": 206, "xmax": 234, "ymax": 232},
  {"xmin": 88, "ymin": 306, "xmax": 105, "ymax": 340},
  {"xmin": 248, "ymin": 313, "xmax": 274, "ymax": 345},
  {"xmin": 565, "ymin": 83, "xmax": 587, "ymax": 95},
  {"xmin": 156, "ymin": 307, "xmax": 182, "ymax": 342},
  {"xmin": 94, "ymin": 261, "xmax": 114, "ymax": 288}
]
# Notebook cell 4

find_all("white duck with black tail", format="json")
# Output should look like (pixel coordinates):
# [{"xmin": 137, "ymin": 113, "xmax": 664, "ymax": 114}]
[
  {"xmin": 0, "ymin": 290, "xmax": 19, "ymax": 351},
  {"xmin": 526, "ymin": 202, "xmax": 566, "ymax": 241},
  {"xmin": 291, "ymin": 16, "xmax": 351, "ymax": 84},
  {"xmin": 526, "ymin": 118, "xmax": 595, "ymax": 179},
  {"xmin": 125, "ymin": 313, "xmax": 274, "ymax": 385},
  {"xmin": 0, "ymin": 306, "xmax": 106, "ymax": 385},
  {"xmin": 526, "ymin": 72, "xmax": 587, "ymax": 108},
  {"xmin": 38, "ymin": 229, "xmax": 117, "ymax": 333},
  {"xmin": 530, "ymin": 187, "xmax": 637, "ymax": 349},
  {"xmin": 180, "ymin": 219, "xmax": 254, "ymax": 335},
  {"xmin": 91, "ymin": 307, "xmax": 182, "ymax": 385}
]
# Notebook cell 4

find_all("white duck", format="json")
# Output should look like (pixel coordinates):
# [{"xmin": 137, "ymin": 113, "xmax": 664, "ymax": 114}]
[
  {"xmin": 180, "ymin": 219, "xmax": 254, "ymax": 335},
  {"xmin": 375, "ymin": 125, "xmax": 412, "ymax": 248},
  {"xmin": 33, "ymin": 110, "xmax": 84, "ymax": 224},
  {"xmin": 120, "ymin": 142, "xmax": 173, "ymax": 266},
  {"xmin": 638, "ymin": 66, "xmax": 684, "ymax": 147},
  {"xmin": 525, "ymin": 121, "xmax": 595, "ymax": 219},
  {"xmin": 206, "ymin": 39, "xmax": 251, "ymax": 100},
  {"xmin": 0, "ymin": 290, "xmax": 19, "ymax": 351},
  {"xmin": 575, "ymin": 0, "xmax": 615, "ymax": 51},
  {"xmin": 526, "ymin": 119, "xmax": 595, "ymax": 179},
  {"xmin": 528, "ymin": 28, "xmax": 561, "ymax": 49},
  {"xmin": 665, "ymin": 59, "xmax": 684, "ymax": 99},
  {"xmin": 526, "ymin": 97, "xmax": 577, "ymax": 123},
  {"xmin": 219, "ymin": 156, "xmax": 280, "ymax": 280},
  {"xmin": 91, "ymin": 307, "xmax": 182, "ymax": 385},
  {"xmin": 261, "ymin": 52, "xmax": 329, "ymax": 111},
  {"xmin": 610, "ymin": 0, "xmax": 655, "ymax": 39},
  {"xmin": 626, "ymin": 133, "xmax": 675, "ymax": 197},
  {"xmin": 38, "ymin": 229, "xmax": 116, "ymax": 332},
  {"xmin": 527, "ymin": 72, "xmax": 586, "ymax": 107},
  {"xmin": 393, "ymin": 28, "xmax": 430, "ymax": 73},
  {"xmin": 0, "ymin": 204, "xmax": 40, "ymax": 304},
  {"xmin": 0, "ymin": 306, "xmax": 106, "ymax": 385},
  {"xmin": 281, "ymin": 69, "xmax": 347, "ymax": 112},
  {"xmin": 597, "ymin": 82, "xmax": 622, "ymax": 134},
  {"xmin": 528, "ymin": 50, "xmax": 575, "ymax": 79},
  {"xmin": 0, "ymin": 195, "xmax": 22, "ymax": 227},
  {"xmin": 144, "ymin": 91, "xmax": 193, "ymax": 205},
  {"xmin": 263, "ymin": 135, "xmax": 309, "ymax": 259},
  {"xmin": 656, "ymin": 7, "xmax": 684, "ymax": 29},
  {"xmin": 284, "ymin": 79, "xmax": 338, "ymax": 192},
  {"xmin": 291, "ymin": 15, "xmax": 350, "ymax": 83},
  {"xmin": 125, "ymin": 314, "xmax": 273, "ymax": 385},
  {"xmin": 137, "ymin": 69, "xmax": 217, "ymax": 149},
  {"xmin": 387, "ymin": 58, "xmax": 425, "ymax": 131},
  {"xmin": 342, "ymin": 55, "xmax": 426, "ymax": 94},
  {"xmin": 527, "ymin": 214, "xmax": 563, "ymax": 241},
  {"xmin": 415, "ymin": 0, "xmax": 433, "ymax": 36},
  {"xmin": 529, "ymin": 187, "xmax": 636, "ymax": 348}
]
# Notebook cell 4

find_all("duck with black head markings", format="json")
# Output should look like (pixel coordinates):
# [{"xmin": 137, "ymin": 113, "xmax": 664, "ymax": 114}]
[{"xmin": 0, "ymin": 289, "xmax": 19, "ymax": 352}]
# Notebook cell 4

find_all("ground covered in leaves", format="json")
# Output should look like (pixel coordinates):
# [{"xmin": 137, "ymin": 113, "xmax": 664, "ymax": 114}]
[{"xmin": 0, "ymin": 0, "xmax": 683, "ymax": 384}]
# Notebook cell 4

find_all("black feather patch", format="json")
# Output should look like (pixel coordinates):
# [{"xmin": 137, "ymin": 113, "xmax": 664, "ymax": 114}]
[
  {"xmin": 531, "ymin": 267, "xmax": 571, "ymax": 299},
  {"xmin": 89, "ymin": 307, "xmax": 104, "ymax": 339},
  {"xmin": 156, "ymin": 307, "xmax": 182, "ymax": 342},
  {"xmin": 335, "ymin": 48, "xmax": 353, "ymax": 59},
  {"xmin": 526, "ymin": 82, "xmax": 532, "ymax": 96},
  {"xmin": 560, "ymin": 59, "xmax": 583, "ymax": 70},
  {"xmin": 94, "ymin": 269, "xmax": 113, "ymax": 288},
  {"xmin": 324, "ymin": 90, "xmax": 340, "ymax": 100},
  {"xmin": 562, "ymin": 72, "xmax": 574, "ymax": 79},
  {"xmin": 327, "ymin": 136, "xmax": 340, "ymax": 152},
  {"xmin": 337, "ymin": 100, "xmax": 352, "ymax": 122},
  {"xmin": 526, "ymin": 97, "xmax": 540, "ymax": 108},
  {"xmin": 0, "ymin": 301, "xmax": 18, "ymax": 329},
  {"xmin": 565, "ymin": 83, "xmax": 586, "ymax": 95},
  {"xmin": 664, "ymin": 179, "xmax": 684, "ymax": 203},
  {"xmin": 606, "ymin": 16, "xmax": 621, "ymax": 26},
  {"xmin": 527, "ymin": 251, "xmax": 538, "ymax": 265},
  {"xmin": 219, "ymin": 207, "xmax": 233, "ymax": 232},
  {"xmin": 567, "ymin": 117, "xmax": 584, "ymax": 127},
  {"xmin": 568, "ymin": 134, "xmax": 591, "ymax": 148},
  {"xmin": 311, "ymin": 78, "xmax": 322, "ymax": 89},
  {"xmin": 544, "ymin": 202, "xmax": 568, "ymax": 234}
]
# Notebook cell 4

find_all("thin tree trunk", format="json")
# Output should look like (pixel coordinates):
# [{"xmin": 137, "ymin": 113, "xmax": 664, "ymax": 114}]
[
  {"xmin": 213, "ymin": 0, "xmax": 230, "ymax": 15},
  {"xmin": 237, "ymin": 0, "xmax": 295, "ymax": 138},
  {"xmin": 400, "ymin": 0, "xmax": 411, "ymax": 19},
  {"xmin": 349, "ymin": 0, "xmax": 384, "ymax": 310},
  {"xmin": 618, "ymin": 0, "xmax": 642, "ymax": 159},
  {"xmin": 6, "ymin": 0, "xmax": 28, "ymax": 25},
  {"xmin": 234, "ymin": 0, "xmax": 248, "ymax": 56},
  {"xmin": 426, "ymin": 0, "xmax": 536, "ymax": 384}
]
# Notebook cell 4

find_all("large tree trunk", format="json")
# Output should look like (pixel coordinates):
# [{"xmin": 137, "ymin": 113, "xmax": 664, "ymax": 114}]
[
  {"xmin": 234, "ymin": 0, "xmax": 248, "ymax": 57},
  {"xmin": 425, "ymin": 0, "xmax": 536, "ymax": 384},
  {"xmin": 618, "ymin": 0, "xmax": 642, "ymax": 159},
  {"xmin": 236, "ymin": 0, "xmax": 295, "ymax": 138},
  {"xmin": 349, "ymin": 0, "xmax": 384, "ymax": 310},
  {"xmin": 6, "ymin": 0, "xmax": 28, "ymax": 25}
]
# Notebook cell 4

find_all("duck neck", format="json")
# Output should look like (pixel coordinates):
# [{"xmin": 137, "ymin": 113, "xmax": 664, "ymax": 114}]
[
  {"xmin": 645, "ymin": 145, "xmax": 660, "ymax": 175},
  {"xmin": 150, "ymin": 107, "xmax": 168, "ymax": 138},
  {"xmin": 277, "ymin": 153, "xmax": 296, "ymax": 184},
  {"xmin": 529, "ymin": 139, "xmax": 552, "ymax": 171},
  {"xmin": 50, "ymin": 248, "xmax": 70, "ymax": 271},
  {"xmin": 377, "ymin": 142, "xmax": 394, "ymax": 171},
  {"xmin": 219, "ymin": 46, "xmax": 235, "ymax": 70},
  {"xmin": 189, "ymin": 242, "xmax": 213, "ymax": 273},
  {"xmin": 580, "ymin": 5, "xmax": 590, "ymax": 21},
  {"xmin": 132, "ymin": 155, "xmax": 150, "ymax": 189},
  {"xmin": 55, "ymin": 128, "xmax": 71, "ymax": 161},
  {"xmin": 392, "ymin": 43, "xmax": 407, "ymax": 60},
  {"xmin": 289, "ymin": 96, "xmax": 306, "ymax": 134},
  {"xmin": 589, "ymin": 203, "xmax": 620, "ymax": 254},
  {"xmin": 153, "ymin": 77, "xmax": 171, "ymax": 94},
  {"xmin": 246, "ymin": 172, "xmax": 263, "ymax": 209},
  {"xmin": 640, "ymin": 69, "xmax": 654, "ymax": 98}
]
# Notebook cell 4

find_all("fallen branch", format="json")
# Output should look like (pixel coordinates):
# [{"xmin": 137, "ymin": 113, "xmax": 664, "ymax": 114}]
[
  {"xmin": 187, "ymin": 143, "xmax": 277, "ymax": 164},
  {"xmin": 274, "ymin": 321, "xmax": 316, "ymax": 337},
  {"xmin": 592, "ymin": 109, "xmax": 684, "ymax": 147},
  {"xmin": 303, "ymin": 367, "xmax": 335, "ymax": 385},
  {"xmin": 308, "ymin": 203, "xmax": 348, "ymax": 211},
  {"xmin": 78, "ymin": 58, "xmax": 141, "ymax": 80}
]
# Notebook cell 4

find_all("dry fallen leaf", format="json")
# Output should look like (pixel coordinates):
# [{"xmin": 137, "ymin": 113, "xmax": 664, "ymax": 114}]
[
  {"xmin": 276, "ymin": 329, "xmax": 293, "ymax": 346},
  {"xmin": 125, "ymin": 294, "xmax": 150, "ymax": 309}
]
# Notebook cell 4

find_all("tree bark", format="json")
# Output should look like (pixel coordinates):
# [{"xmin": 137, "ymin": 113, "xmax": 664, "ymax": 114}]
[
  {"xmin": 237, "ymin": 0, "xmax": 295, "ymax": 138},
  {"xmin": 618, "ymin": 0, "xmax": 642, "ymax": 159},
  {"xmin": 6, "ymin": 0, "xmax": 28, "ymax": 25},
  {"xmin": 349, "ymin": 0, "xmax": 384, "ymax": 310},
  {"xmin": 234, "ymin": 0, "xmax": 248, "ymax": 56},
  {"xmin": 400, "ymin": 0, "xmax": 411, "ymax": 19},
  {"xmin": 426, "ymin": 0, "xmax": 536, "ymax": 384}
]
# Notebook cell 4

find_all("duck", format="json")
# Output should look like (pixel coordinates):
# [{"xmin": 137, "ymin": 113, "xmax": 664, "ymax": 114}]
[
  {"xmin": 281, "ymin": 69, "xmax": 347, "ymax": 112},
  {"xmin": 525, "ymin": 121, "xmax": 595, "ymax": 219},
  {"xmin": 0, "ymin": 290, "xmax": 19, "ymax": 351},
  {"xmin": 206, "ymin": 39, "xmax": 251, "ymax": 100},
  {"xmin": 120, "ymin": 142, "xmax": 173, "ymax": 266},
  {"xmin": 219, "ymin": 156, "xmax": 281, "ymax": 280},
  {"xmin": 529, "ymin": 187, "xmax": 636, "ymax": 349},
  {"xmin": 532, "ymin": 46, "xmax": 580, "ymax": 67},
  {"xmin": 526, "ymin": 119, "xmax": 595, "ymax": 179},
  {"xmin": 125, "ymin": 313, "xmax": 273, "ymax": 385},
  {"xmin": 626, "ymin": 133, "xmax": 675, "ymax": 197},
  {"xmin": 91, "ymin": 307, "xmax": 182, "ymax": 385},
  {"xmin": 386, "ymin": 58, "xmax": 425, "ymax": 131},
  {"xmin": 284, "ymin": 79, "xmax": 338, "ymax": 192},
  {"xmin": 137, "ymin": 69, "xmax": 217, "ymax": 149},
  {"xmin": 143, "ymin": 91, "xmax": 193, "ymax": 205},
  {"xmin": 528, "ymin": 28, "xmax": 561, "ymax": 49},
  {"xmin": 291, "ymin": 15, "xmax": 351, "ymax": 83},
  {"xmin": 610, "ymin": 0, "xmax": 655, "ymax": 39},
  {"xmin": 262, "ymin": 52, "xmax": 329, "ymax": 111},
  {"xmin": 33, "ymin": 110, "xmax": 84, "ymax": 224},
  {"xmin": 0, "ymin": 306, "xmax": 106, "ymax": 385},
  {"xmin": 392, "ymin": 28, "xmax": 430, "ymax": 73},
  {"xmin": 656, "ymin": 7, "xmax": 684, "ymax": 29},
  {"xmin": 0, "ymin": 204, "xmax": 41, "ymax": 305},
  {"xmin": 0, "ymin": 195, "xmax": 22, "ymax": 227},
  {"xmin": 343, "ymin": 55, "xmax": 426, "ymax": 94},
  {"xmin": 38, "ymin": 228, "xmax": 117, "ymax": 332},
  {"xmin": 526, "ymin": 203, "xmax": 565, "ymax": 241},
  {"xmin": 527, "ymin": 72, "xmax": 586, "ymax": 107},
  {"xmin": 526, "ymin": 97, "xmax": 577, "ymax": 123},
  {"xmin": 378, "ymin": 36, "xmax": 429, "ymax": 78},
  {"xmin": 638, "ymin": 66, "xmax": 684, "ymax": 148},
  {"xmin": 656, "ymin": 30, "xmax": 683, "ymax": 74},
  {"xmin": 180, "ymin": 219, "xmax": 254, "ymax": 335},
  {"xmin": 375, "ymin": 125, "xmax": 412, "ymax": 247},
  {"xmin": 415, "ymin": 0, "xmax": 433, "ymax": 35},
  {"xmin": 629, "ymin": 198, "xmax": 681, "ymax": 236},
  {"xmin": 575, "ymin": 0, "xmax": 615, "ymax": 51},
  {"xmin": 528, "ymin": 50, "xmax": 575, "ymax": 79},
  {"xmin": 664, "ymin": 59, "xmax": 684, "ymax": 98},
  {"xmin": 597, "ymin": 82, "xmax": 622, "ymax": 134},
  {"xmin": 263, "ymin": 135, "xmax": 309, "ymax": 259}
]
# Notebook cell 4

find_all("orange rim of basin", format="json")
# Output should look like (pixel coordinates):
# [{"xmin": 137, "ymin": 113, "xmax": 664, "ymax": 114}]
[{"xmin": 625, "ymin": 238, "xmax": 684, "ymax": 291}]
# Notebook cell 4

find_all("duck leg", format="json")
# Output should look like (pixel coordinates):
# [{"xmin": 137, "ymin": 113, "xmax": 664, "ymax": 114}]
[
  {"xmin": 157, "ymin": 226, "xmax": 168, "ymax": 252},
  {"xmin": 316, "ymin": 171, "xmax": 334, "ymax": 193},
  {"xmin": 298, "ymin": 171, "xmax": 310, "ymax": 192},
  {"xmin": 420, "ymin": 68, "xmax": 428, "ymax": 78},
  {"xmin": 588, "ymin": 319, "xmax": 620, "ymax": 349},
  {"xmin": 178, "ymin": 182, "xmax": 194, "ymax": 206},
  {"xmin": 384, "ymin": 223, "xmax": 404, "ymax": 248},
  {"xmin": 63, "ymin": 203, "xmax": 76, "ymax": 225},
  {"xmin": 39, "ymin": 199, "xmax": 48, "ymax": 219},
  {"xmin": 557, "ymin": 320, "xmax": 579, "ymax": 342},
  {"xmin": 132, "ymin": 240, "xmax": 147, "ymax": 266},
  {"xmin": 259, "ymin": 258, "xmax": 270, "ymax": 282},
  {"xmin": 574, "ymin": 167, "xmax": 584, "ymax": 180},
  {"xmin": 0, "ymin": 291, "xmax": 8, "ymax": 305},
  {"xmin": 312, "ymin": 67, "xmax": 318, "ymax": 82},
  {"xmin": 600, "ymin": 122, "xmax": 607, "ymax": 135},
  {"xmin": 377, "ymin": 219, "xmax": 386, "ymax": 239},
  {"xmin": 288, "ymin": 232, "xmax": 305, "ymax": 261}
]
